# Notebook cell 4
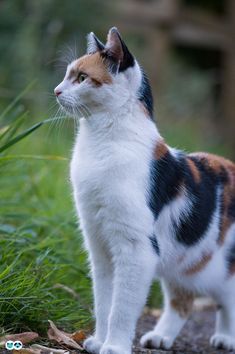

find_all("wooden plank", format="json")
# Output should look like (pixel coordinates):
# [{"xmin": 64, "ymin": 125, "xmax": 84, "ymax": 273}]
[
  {"xmin": 172, "ymin": 23, "xmax": 228, "ymax": 49},
  {"xmin": 117, "ymin": 0, "xmax": 180, "ymax": 26}
]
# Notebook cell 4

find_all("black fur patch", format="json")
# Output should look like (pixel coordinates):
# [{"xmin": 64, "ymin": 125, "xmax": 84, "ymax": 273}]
[
  {"xmin": 148, "ymin": 152, "xmax": 219, "ymax": 246},
  {"xmin": 116, "ymin": 32, "xmax": 135, "ymax": 72},
  {"xmin": 138, "ymin": 69, "xmax": 154, "ymax": 119},
  {"xmin": 149, "ymin": 235, "xmax": 160, "ymax": 255},
  {"xmin": 227, "ymin": 241, "xmax": 235, "ymax": 273},
  {"xmin": 174, "ymin": 157, "xmax": 218, "ymax": 246},
  {"xmin": 228, "ymin": 197, "xmax": 235, "ymax": 220},
  {"xmin": 218, "ymin": 166, "xmax": 229, "ymax": 184},
  {"xmin": 148, "ymin": 151, "xmax": 185, "ymax": 217}
]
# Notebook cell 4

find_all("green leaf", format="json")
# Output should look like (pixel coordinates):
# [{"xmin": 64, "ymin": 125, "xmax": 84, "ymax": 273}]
[
  {"xmin": 0, "ymin": 116, "xmax": 68, "ymax": 153},
  {"xmin": 0, "ymin": 121, "xmax": 44, "ymax": 153},
  {"xmin": 0, "ymin": 154, "xmax": 68, "ymax": 162}
]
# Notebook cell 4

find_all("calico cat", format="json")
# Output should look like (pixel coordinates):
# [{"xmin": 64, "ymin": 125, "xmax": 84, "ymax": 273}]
[{"xmin": 54, "ymin": 27, "xmax": 235, "ymax": 354}]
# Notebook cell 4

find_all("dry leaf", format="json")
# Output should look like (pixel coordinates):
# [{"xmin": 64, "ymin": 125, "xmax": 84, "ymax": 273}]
[
  {"xmin": 13, "ymin": 349, "xmax": 41, "ymax": 354},
  {"xmin": 0, "ymin": 332, "xmax": 39, "ymax": 346},
  {"xmin": 71, "ymin": 330, "xmax": 86, "ymax": 343},
  {"xmin": 47, "ymin": 320, "xmax": 83, "ymax": 350},
  {"xmin": 32, "ymin": 344, "xmax": 70, "ymax": 353}
]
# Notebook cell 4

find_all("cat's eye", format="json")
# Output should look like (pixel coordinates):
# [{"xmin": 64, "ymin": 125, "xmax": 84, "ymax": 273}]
[{"xmin": 78, "ymin": 73, "xmax": 87, "ymax": 83}]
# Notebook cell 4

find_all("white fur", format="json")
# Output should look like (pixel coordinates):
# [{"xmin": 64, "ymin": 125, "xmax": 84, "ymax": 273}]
[{"xmin": 55, "ymin": 55, "xmax": 235, "ymax": 353}]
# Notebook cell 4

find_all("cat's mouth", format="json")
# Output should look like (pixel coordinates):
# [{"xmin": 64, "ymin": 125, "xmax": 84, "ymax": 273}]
[
  {"xmin": 57, "ymin": 97, "xmax": 75, "ymax": 115},
  {"xmin": 57, "ymin": 98, "xmax": 90, "ymax": 118}
]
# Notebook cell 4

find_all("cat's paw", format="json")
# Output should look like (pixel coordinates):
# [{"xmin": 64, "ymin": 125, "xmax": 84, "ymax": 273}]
[
  {"xmin": 83, "ymin": 336, "xmax": 102, "ymax": 354},
  {"xmin": 100, "ymin": 343, "xmax": 130, "ymax": 354},
  {"xmin": 140, "ymin": 330, "xmax": 173, "ymax": 350},
  {"xmin": 210, "ymin": 334, "xmax": 235, "ymax": 350}
]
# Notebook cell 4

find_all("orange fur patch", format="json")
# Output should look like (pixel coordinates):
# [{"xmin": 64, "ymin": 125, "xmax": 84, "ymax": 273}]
[
  {"xmin": 170, "ymin": 287, "xmax": 194, "ymax": 318},
  {"xmin": 72, "ymin": 53, "xmax": 112, "ymax": 85},
  {"xmin": 190, "ymin": 152, "xmax": 235, "ymax": 175},
  {"xmin": 187, "ymin": 158, "xmax": 201, "ymax": 183},
  {"xmin": 219, "ymin": 184, "xmax": 232, "ymax": 245},
  {"xmin": 184, "ymin": 252, "xmax": 213, "ymax": 276},
  {"xmin": 154, "ymin": 140, "xmax": 168, "ymax": 160}
]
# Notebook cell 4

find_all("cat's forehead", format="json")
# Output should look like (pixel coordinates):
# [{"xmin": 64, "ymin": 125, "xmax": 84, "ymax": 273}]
[{"xmin": 67, "ymin": 52, "xmax": 112, "ymax": 85}]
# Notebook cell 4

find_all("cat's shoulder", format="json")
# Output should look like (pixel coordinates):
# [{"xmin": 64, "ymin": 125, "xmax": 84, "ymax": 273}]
[{"xmin": 187, "ymin": 151, "xmax": 235, "ymax": 184}]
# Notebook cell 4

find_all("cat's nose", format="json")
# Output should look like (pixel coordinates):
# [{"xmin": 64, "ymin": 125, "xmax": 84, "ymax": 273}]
[{"xmin": 54, "ymin": 88, "xmax": 62, "ymax": 96}]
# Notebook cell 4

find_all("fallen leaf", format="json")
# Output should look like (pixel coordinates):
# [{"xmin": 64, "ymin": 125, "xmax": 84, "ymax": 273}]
[
  {"xmin": 13, "ymin": 349, "xmax": 41, "ymax": 354},
  {"xmin": 71, "ymin": 330, "xmax": 86, "ymax": 343},
  {"xmin": 0, "ymin": 332, "xmax": 39, "ymax": 346},
  {"xmin": 32, "ymin": 344, "xmax": 70, "ymax": 353},
  {"xmin": 47, "ymin": 320, "xmax": 83, "ymax": 350}
]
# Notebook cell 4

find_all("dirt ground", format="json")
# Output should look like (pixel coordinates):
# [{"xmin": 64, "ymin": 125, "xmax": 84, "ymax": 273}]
[
  {"xmin": 1, "ymin": 308, "xmax": 235, "ymax": 354},
  {"xmin": 134, "ymin": 309, "xmax": 235, "ymax": 354}
]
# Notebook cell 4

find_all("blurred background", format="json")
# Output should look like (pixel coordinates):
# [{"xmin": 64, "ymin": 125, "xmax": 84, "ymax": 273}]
[{"xmin": 0, "ymin": 0, "xmax": 234, "ymax": 335}]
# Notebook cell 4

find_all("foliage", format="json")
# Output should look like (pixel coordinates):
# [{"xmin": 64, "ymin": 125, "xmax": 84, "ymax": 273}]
[
  {"xmin": 0, "ymin": 0, "xmax": 111, "ymax": 115},
  {"xmin": 0, "ymin": 92, "xmax": 92, "ymax": 334}
]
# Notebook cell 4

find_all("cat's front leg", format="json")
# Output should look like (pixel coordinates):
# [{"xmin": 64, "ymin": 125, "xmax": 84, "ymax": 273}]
[
  {"xmin": 100, "ymin": 242, "xmax": 156, "ymax": 354},
  {"xmin": 83, "ymin": 239, "xmax": 113, "ymax": 354},
  {"xmin": 140, "ymin": 280, "xmax": 194, "ymax": 350}
]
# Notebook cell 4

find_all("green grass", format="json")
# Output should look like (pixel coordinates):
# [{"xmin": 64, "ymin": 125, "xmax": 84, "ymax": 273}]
[{"xmin": 0, "ymin": 96, "xmax": 92, "ymax": 335}]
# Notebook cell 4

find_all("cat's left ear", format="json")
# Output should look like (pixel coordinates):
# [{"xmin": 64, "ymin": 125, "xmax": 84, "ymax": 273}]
[
  {"xmin": 87, "ymin": 32, "xmax": 105, "ymax": 54},
  {"xmin": 104, "ymin": 27, "xmax": 135, "ymax": 72}
]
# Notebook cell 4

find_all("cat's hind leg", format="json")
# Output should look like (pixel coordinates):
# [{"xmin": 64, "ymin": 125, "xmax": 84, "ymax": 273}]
[
  {"xmin": 140, "ymin": 280, "xmax": 194, "ymax": 350},
  {"xmin": 210, "ymin": 286, "xmax": 235, "ymax": 350}
]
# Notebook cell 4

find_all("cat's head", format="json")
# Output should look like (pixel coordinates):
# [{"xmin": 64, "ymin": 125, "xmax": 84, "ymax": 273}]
[{"xmin": 54, "ymin": 27, "xmax": 153, "ymax": 118}]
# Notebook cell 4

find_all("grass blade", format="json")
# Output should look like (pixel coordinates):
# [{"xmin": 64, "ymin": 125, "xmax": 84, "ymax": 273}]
[
  {"xmin": 0, "ymin": 154, "xmax": 68, "ymax": 162},
  {"xmin": 0, "ymin": 116, "xmax": 67, "ymax": 153},
  {"xmin": 0, "ymin": 121, "xmax": 44, "ymax": 153}
]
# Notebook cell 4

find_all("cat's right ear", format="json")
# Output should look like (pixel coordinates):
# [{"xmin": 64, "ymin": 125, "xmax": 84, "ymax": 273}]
[{"xmin": 87, "ymin": 32, "xmax": 105, "ymax": 54}]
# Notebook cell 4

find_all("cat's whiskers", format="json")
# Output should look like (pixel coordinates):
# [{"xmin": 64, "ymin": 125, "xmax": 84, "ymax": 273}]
[
  {"xmin": 79, "ymin": 102, "xmax": 91, "ymax": 117},
  {"xmin": 50, "ymin": 106, "xmax": 67, "ymax": 139},
  {"xmin": 62, "ymin": 44, "xmax": 78, "ymax": 65}
]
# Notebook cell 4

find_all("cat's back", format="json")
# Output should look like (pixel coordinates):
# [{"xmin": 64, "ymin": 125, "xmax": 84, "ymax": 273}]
[
  {"xmin": 188, "ymin": 151, "xmax": 235, "ymax": 209},
  {"xmin": 188, "ymin": 152, "xmax": 235, "ymax": 245}
]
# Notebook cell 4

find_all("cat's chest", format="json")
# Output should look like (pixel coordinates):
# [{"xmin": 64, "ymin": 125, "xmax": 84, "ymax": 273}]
[{"xmin": 70, "ymin": 138, "xmax": 150, "ymax": 208}]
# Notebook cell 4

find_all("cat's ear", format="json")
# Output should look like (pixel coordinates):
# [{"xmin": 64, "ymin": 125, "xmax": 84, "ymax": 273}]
[
  {"xmin": 104, "ymin": 27, "xmax": 134, "ymax": 72},
  {"xmin": 87, "ymin": 32, "xmax": 105, "ymax": 54}
]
